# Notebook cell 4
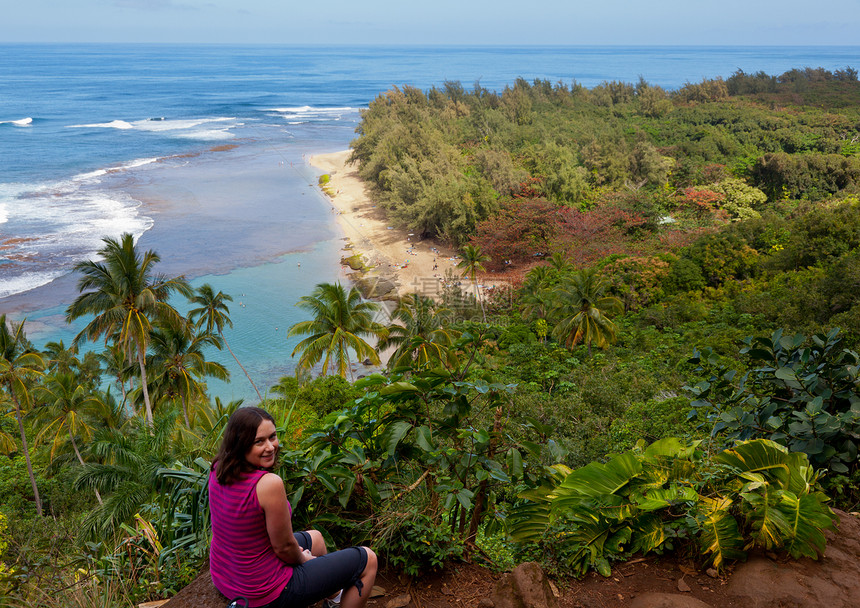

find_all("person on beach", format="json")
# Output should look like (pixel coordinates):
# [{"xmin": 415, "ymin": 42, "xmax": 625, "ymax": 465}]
[{"xmin": 209, "ymin": 407, "xmax": 377, "ymax": 608}]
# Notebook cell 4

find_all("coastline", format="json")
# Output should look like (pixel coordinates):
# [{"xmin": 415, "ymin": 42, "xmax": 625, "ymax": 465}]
[{"xmin": 308, "ymin": 150, "xmax": 459, "ymax": 301}]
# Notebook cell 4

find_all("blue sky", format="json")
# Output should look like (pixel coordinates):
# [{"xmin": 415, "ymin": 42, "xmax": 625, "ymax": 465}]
[{"xmin": 3, "ymin": 0, "xmax": 860, "ymax": 45}]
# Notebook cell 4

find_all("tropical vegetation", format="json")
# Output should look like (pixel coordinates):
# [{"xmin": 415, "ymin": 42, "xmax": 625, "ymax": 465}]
[{"xmin": 2, "ymin": 66, "xmax": 860, "ymax": 606}]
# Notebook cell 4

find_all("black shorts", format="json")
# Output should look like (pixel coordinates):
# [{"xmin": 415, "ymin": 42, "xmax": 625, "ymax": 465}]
[{"xmin": 262, "ymin": 532, "xmax": 368, "ymax": 608}]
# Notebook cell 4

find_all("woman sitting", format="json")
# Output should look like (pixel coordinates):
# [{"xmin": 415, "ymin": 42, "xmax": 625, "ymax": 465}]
[{"xmin": 209, "ymin": 406, "xmax": 377, "ymax": 608}]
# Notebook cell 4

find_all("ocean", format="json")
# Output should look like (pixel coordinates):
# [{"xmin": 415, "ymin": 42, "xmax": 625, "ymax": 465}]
[{"xmin": 1, "ymin": 44, "xmax": 858, "ymax": 401}]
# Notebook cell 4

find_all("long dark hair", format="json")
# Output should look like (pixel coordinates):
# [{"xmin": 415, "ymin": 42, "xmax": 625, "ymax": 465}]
[{"xmin": 213, "ymin": 406, "xmax": 278, "ymax": 485}]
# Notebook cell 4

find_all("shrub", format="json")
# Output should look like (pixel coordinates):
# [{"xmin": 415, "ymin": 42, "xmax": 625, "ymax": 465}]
[{"xmin": 508, "ymin": 438, "xmax": 837, "ymax": 577}]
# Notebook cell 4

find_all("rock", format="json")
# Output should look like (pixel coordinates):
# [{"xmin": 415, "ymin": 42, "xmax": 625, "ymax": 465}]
[
  {"xmin": 629, "ymin": 593, "xmax": 714, "ymax": 608},
  {"xmin": 726, "ymin": 509, "xmax": 860, "ymax": 607},
  {"xmin": 477, "ymin": 599, "xmax": 495, "ymax": 608},
  {"xmin": 676, "ymin": 577, "xmax": 691, "ymax": 592},
  {"xmin": 490, "ymin": 561, "xmax": 557, "ymax": 608},
  {"xmin": 385, "ymin": 593, "xmax": 412, "ymax": 608},
  {"xmin": 704, "ymin": 568, "xmax": 718, "ymax": 579},
  {"xmin": 341, "ymin": 254, "xmax": 365, "ymax": 271},
  {"xmin": 354, "ymin": 276, "xmax": 398, "ymax": 299},
  {"xmin": 159, "ymin": 569, "xmax": 228, "ymax": 608}
]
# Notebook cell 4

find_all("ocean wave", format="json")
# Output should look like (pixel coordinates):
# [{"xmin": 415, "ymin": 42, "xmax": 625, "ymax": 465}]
[
  {"xmin": 66, "ymin": 116, "xmax": 242, "ymax": 140},
  {"xmin": 265, "ymin": 106, "xmax": 360, "ymax": 122},
  {"xmin": 0, "ymin": 117, "xmax": 33, "ymax": 127},
  {"xmin": 73, "ymin": 157, "xmax": 161, "ymax": 182},
  {"xmin": 0, "ymin": 269, "xmax": 68, "ymax": 300},
  {"xmin": 68, "ymin": 119, "xmax": 134, "ymax": 129},
  {"xmin": 0, "ymin": 180, "xmax": 154, "ymax": 299}
]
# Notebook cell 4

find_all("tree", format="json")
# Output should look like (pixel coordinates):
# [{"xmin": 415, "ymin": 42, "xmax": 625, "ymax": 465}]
[
  {"xmin": 187, "ymin": 283, "xmax": 263, "ymax": 403},
  {"xmin": 550, "ymin": 268, "xmax": 624, "ymax": 355},
  {"xmin": 148, "ymin": 317, "xmax": 229, "ymax": 427},
  {"xmin": 34, "ymin": 372, "xmax": 106, "ymax": 503},
  {"xmin": 377, "ymin": 293, "xmax": 459, "ymax": 369},
  {"xmin": 0, "ymin": 315, "xmax": 45, "ymax": 516},
  {"xmin": 66, "ymin": 233, "xmax": 192, "ymax": 426},
  {"xmin": 457, "ymin": 244, "xmax": 491, "ymax": 322},
  {"xmin": 288, "ymin": 282, "xmax": 386, "ymax": 380}
]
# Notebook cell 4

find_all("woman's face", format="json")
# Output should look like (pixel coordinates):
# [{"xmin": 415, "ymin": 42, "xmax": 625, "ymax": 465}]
[{"xmin": 246, "ymin": 419, "xmax": 279, "ymax": 469}]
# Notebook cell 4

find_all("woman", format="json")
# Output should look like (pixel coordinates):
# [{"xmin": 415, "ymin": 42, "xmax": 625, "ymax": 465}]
[{"xmin": 209, "ymin": 406, "xmax": 377, "ymax": 608}]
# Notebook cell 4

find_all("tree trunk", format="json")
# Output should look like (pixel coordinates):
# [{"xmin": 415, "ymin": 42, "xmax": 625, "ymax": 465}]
[
  {"xmin": 474, "ymin": 279, "xmax": 486, "ymax": 323},
  {"xmin": 136, "ymin": 344, "xmax": 154, "ymax": 426},
  {"xmin": 69, "ymin": 431, "xmax": 102, "ymax": 505},
  {"xmin": 181, "ymin": 395, "xmax": 190, "ymax": 427},
  {"xmin": 11, "ymin": 390, "xmax": 42, "ymax": 516},
  {"xmin": 467, "ymin": 405, "xmax": 503, "ymax": 542},
  {"xmin": 221, "ymin": 332, "xmax": 263, "ymax": 402}
]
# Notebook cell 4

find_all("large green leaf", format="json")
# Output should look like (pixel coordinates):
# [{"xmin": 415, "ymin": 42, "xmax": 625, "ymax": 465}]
[
  {"xmin": 699, "ymin": 510, "xmax": 746, "ymax": 568},
  {"xmin": 741, "ymin": 485, "xmax": 790, "ymax": 550},
  {"xmin": 558, "ymin": 452, "xmax": 642, "ymax": 497},
  {"xmin": 777, "ymin": 492, "xmax": 837, "ymax": 559},
  {"xmin": 630, "ymin": 513, "xmax": 667, "ymax": 554}
]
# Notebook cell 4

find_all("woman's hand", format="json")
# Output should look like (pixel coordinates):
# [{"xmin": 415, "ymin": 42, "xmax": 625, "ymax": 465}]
[{"xmin": 300, "ymin": 548, "xmax": 315, "ymax": 563}]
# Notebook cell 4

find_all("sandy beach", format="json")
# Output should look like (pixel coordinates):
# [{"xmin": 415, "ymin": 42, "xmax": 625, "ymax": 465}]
[{"xmin": 309, "ymin": 150, "xmax": 460, "ymax": 301}]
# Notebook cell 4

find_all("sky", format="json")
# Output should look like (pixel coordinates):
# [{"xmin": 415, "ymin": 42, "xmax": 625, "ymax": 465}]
[{"xmin": 2, "ymin": 0, "xmax": 860, "ymax": 46}]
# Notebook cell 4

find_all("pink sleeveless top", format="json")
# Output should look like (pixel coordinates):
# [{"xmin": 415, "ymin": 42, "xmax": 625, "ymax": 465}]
[{"xmin": 209, "ymin": 467, "xmax": 293, "ymax": 606}]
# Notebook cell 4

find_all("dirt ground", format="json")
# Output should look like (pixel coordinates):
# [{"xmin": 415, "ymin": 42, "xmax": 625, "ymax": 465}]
[{"xmin": 368, "ymin": 555, "xmax": 747, "ymax": 608}]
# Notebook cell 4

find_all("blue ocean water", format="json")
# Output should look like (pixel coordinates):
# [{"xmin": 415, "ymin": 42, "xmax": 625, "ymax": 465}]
[{"xmin": 1, "ymin": 44, "xmax": 858, "ymax": 400}]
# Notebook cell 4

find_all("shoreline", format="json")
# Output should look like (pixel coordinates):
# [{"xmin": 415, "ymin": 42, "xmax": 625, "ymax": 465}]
[{"xmin": 308, "ymin": 150, "xmax": 459, "ymax": 301}]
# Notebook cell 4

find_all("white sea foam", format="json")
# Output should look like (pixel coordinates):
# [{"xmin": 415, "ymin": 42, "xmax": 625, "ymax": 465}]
[
  {"xmin": 68, "ymin": 119, "xmax": 134, "ymax": 129},
  {"xmin": 0, "ymin": 269, "xmax": 68, "ymax": 300},
  {"xmin": 265, "ymin": 106, "xmax": 359, "ymax": 122},
  {"xmin": 0, "ymin": 117, "xmax": 33, "ymax": 126},
  {"xmin": 0, "ymin": 202, "xmax": 7, "ymax": 224},
  {"xmin": 72, "ymin": 157, "xmax": 160, "ymax": 183},
  {"xmin": 66, "ymin": 116, "xmax": 241, "ymax": 139},
  {"xmin": 14, "ymin": 117, "xmax": 32, "ymax": 126},
  {"xmin": 0, "ymin": 177, "xmax": 153, "ymax": 299}
]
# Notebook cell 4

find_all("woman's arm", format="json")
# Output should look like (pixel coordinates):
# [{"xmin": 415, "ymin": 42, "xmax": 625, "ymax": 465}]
[{"xmin": 256, "ymin": 473, "xmax": 312, "ymax": 565}]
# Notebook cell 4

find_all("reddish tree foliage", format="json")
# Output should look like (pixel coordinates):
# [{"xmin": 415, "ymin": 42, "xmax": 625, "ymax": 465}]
[
  {"xmin": 679, "ymin": 187, "xmax": 726, "ymax": 218},
  {"xmin": 555, "ymin": 204, "xmax": 650, "ymax": 266},
  {"xmin": 472, "ymin": 198, "xmax": 570, "ymax": 270}
]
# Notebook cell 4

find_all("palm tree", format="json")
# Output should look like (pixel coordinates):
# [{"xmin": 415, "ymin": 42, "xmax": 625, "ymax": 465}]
[
  {"xmin": 550, "ymin": 268, "xmax": 624, "ymax": 356},
  {"xmin": 519, "ymin": 265, "xmax": 556, "ymax": 322},
  {"xmin": 33, "ymin": 372, "xmax": 106, "ymax": 503},
  {"xmin": 148, "ymin": 317, "xmax": 229, "ymax": 427},
  {"xmin": 66, "ymin": 233, "xmax": 193, "ymax": 426},
  {"xmin": 378, "ymin": 293, "xmax": 459, "ymax": 369},
  {"xmin": 97, "ymin": 344, "xmax": 136, "ymax": 410},
  {"xmin": 457, "ymin": 244, "xmax": 491, "ymax": 322},
  {"xmin": 74, "ymin": 413, "xmax": 180, "ymax": 540},
  {"xmin": 0, "ymin": 315, "xmax": 45, "ymax": 516},
  {"xmin": 187, "ymin": 283, "xmax": 263, "ymax": 402},
  {"xmin": 288, "ymin": 282, "xmax": 386, "ymax": 380}
]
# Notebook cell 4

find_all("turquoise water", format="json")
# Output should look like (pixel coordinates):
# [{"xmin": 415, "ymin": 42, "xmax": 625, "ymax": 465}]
[{"xmin": 2, "ymin": 44, "xmax": 859, "ymax": 401}]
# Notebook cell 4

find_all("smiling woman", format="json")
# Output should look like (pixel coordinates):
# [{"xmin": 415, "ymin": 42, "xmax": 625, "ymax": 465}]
[{"xmin": 208, "ymin": 406, "xmax": 378, "ymax": 608}]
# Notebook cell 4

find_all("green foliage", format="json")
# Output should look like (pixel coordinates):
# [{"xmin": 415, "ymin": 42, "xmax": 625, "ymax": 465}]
[
  {"xmin": 508, "ymin": 438, "xmax": 837, "ymax": 577},
  {"xmin": 384, "ymin": 513, "xmax": 465, "ymax": 576},
  {"xmin": 687, "ymin": 328, "xmax": 860, "ymax": 484}
]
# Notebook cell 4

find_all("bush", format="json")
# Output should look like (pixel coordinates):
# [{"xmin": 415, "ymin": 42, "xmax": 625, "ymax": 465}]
[{"xmin": 508, "ymin": 438, "xmax": 837, "ymax": 577}]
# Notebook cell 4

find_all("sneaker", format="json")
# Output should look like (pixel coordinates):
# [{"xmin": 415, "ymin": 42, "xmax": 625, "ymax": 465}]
[{"xmin": 322, "ymin": 598, "xmax": 340, "ymax": 608}]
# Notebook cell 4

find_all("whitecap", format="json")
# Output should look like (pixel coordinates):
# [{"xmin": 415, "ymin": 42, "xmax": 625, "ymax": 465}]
[
  {"xmin": 173, "ymin": 128, "xmax": 236, "ymax": 141},
  {"xmin": 0, "ymin": 180, "xmax": 153, "ymax": 299},
  {"xmin": 68, "ymin": 119, "xmax": 134, "ymax": 129},
  {"xmin": 132, "ymin": 117, "xmax": 237, "ymax": 133},
  {"xmin": 0, "ymin": 269, "xmax": 68, "ymax": 300},
  {"xmin": 0, "ymin": 117, "xmax": 33, "ymax": 126},
  {"xmin": 265, "ymin": 106, "xmax": 360, "ymax": 122},
  {"xmin": 72, "ymin": 157, "xmax": 160, "ymax": 182}
]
